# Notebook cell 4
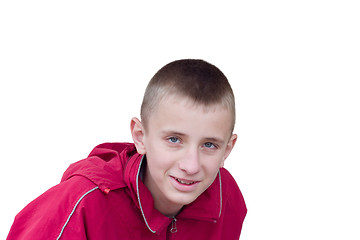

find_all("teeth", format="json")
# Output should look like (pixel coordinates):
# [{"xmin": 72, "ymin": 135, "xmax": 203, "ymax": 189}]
[{"xmin": 176, "ymin": 178, "xmax": 195, "ymax": 185}]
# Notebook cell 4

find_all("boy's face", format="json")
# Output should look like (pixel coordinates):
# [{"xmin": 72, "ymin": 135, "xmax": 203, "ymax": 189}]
[{"xmin": 131, "ymin": 96, "xmax": 237, "ymax": 216}]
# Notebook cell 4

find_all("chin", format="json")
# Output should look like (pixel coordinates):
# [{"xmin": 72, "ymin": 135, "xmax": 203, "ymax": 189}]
[{"xmin": 169, "ymin": 192, "xmax": 200, "ymax": 206}]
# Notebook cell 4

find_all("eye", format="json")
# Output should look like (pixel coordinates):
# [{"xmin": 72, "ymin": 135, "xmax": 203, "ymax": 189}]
[
  {"xmin": 203, "ymin": 142, "xmax": 216, "ymax": 149},
  {"xmin": 167, "ymin": 137, "xmax": 180, "ymax": 144}
]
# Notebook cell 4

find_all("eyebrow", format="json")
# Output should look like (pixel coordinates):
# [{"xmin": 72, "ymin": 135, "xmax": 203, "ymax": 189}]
[
  {"xmin": 204, "ymin": 137, "xmax": 226, "ymax": 146},
  {"xmin": 161, "ymin": 130, "xmax": 187, "ymax": 137}
]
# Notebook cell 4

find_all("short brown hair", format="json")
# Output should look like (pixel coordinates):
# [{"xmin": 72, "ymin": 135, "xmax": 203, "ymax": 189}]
[{"xmin": 140, "ymin": 59, "xmax": 235, "ymax": 132}]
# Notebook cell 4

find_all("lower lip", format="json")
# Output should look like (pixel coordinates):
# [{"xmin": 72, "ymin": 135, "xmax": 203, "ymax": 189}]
[{"xmin": 170, "ymin": 176, "xmax": 200, "ymax": 192}]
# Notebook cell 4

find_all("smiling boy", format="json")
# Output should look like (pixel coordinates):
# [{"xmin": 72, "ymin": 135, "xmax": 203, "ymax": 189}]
[{"xmin": 7, "ymin": 59, "xmax": 247, "ymax": 239}]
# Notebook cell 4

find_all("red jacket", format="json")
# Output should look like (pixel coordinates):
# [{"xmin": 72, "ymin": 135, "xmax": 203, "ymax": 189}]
[{"xmin": 7, "ymin": 143, "xmax": 246, "ymax": 239}]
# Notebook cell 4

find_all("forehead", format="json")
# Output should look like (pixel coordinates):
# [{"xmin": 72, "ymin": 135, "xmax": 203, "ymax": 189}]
[
  {"xmin": 154, "ymin": 93, "xmax": 232, "ymax": 116},
  {"xmin": 147, "ymin": 96, "xmax": 233, "ymax": 137}
]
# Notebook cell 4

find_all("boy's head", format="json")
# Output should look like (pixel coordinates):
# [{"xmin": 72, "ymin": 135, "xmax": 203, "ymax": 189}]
[
  {"xmin": 131, "ymin": 59, "xmax": 237, "ymax": 217},
  {"xmin": 140, "ymin": 59, "xmax": 235, "ymax": 133}
]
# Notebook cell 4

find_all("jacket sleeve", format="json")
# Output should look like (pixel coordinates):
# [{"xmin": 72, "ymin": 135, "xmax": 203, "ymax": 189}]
[{"xmin": 7, "ymin": 176, "xmax": 99, "ymax": 240}]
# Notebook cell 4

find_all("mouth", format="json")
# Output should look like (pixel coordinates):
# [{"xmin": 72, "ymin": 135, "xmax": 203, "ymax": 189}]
[
  {"xmin": 170, "ymin": 176, "xmax": 200, "ymax": 192},
  {"xmin": 171, "ymin": 176, "xmax": 199, "ymax": 185},
  {"xmin": 174, "ymin": 177, "xmax": 196, "ymax": 185}
]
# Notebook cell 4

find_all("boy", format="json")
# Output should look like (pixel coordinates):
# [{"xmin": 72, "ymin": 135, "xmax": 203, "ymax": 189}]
[{"xmin": 7, "ymin": 59, "xmax": 247, "ymax": 239}]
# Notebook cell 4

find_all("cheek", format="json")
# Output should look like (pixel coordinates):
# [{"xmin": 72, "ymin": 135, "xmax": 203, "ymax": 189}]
[
  {"xmin": 200, "ymin": 155, "xmax": 224, "ymax": 174},
  {"xmin": 146, "ymin": 148, "xmax": 175, "ymax": 171}
]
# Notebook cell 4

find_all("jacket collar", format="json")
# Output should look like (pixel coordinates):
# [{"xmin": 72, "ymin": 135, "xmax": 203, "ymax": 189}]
[{"xmin": 125, "ymin": 153, "xmax": 223, "ymax": 234}]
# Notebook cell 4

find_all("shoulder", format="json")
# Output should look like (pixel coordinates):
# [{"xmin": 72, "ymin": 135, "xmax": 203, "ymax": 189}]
[
  {"xmin": 219, "ymin": 167, "xmax": 242, "ymax": 193},
  {"xmin": 19, "ymin": 176, "xmax": 101, "ymax": 214},
  {"xmin": 36, "ymin": 176, "xmax": 102, "ymax": 212},
  {"xmin": 7, "ymin": 176, "xmax": 103, "ymax": 239},
  {"xmin": 217, "ymin": 168, "xmax": 247, "ymax": 238},
  {"xmin": 220, "ymin": 168, "xmax": 247, "ymax": 220}
]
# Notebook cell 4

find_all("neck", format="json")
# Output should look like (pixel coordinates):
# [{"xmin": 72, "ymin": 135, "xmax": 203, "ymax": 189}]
[{"xmin": 153, "ymin": 200, "xmax": 182, "ymax": 217}]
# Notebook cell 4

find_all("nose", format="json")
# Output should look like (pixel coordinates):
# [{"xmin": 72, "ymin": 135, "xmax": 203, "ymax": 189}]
[{"xmin": 178, "ymin": 147, "xmax": 201, "ymax": 175}]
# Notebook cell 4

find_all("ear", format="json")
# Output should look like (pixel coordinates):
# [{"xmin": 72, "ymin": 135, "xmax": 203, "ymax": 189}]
[
  {"xmin": 130, "ymin": 117, "xmax": 146, "ymax": 155},
  {"xmin": 220, "ymin": 133, "xmax": 237, "ymax": 167}
]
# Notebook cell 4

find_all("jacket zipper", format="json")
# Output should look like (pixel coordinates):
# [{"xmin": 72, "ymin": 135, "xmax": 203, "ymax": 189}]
[{"xmin": 166, "ymin": 217, "xmax": 177, "ymax": 240}]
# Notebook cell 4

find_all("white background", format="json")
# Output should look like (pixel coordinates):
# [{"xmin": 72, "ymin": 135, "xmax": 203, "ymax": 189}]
[{"xmin": 1, "ymin": 1, "xmax": 359, "ymax": 239}]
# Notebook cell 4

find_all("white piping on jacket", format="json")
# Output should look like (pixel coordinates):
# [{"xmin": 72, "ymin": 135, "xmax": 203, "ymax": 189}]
[
  {"xmin": 136, "ymin": 156, "xmax": 157, "ymax": 233},
  {"xmin": 218, "ymin": 170, "xmax": 223, "ymax": 218},
  {"xmin": 56, "ymin": 186, "xmax": 99, "ymax": 240}
]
